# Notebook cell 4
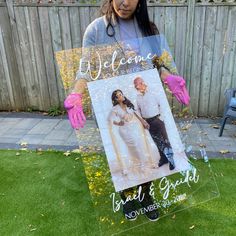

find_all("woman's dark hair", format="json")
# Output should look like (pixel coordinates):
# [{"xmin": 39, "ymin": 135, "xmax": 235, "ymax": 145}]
[
  {"xmin": 100, "ymin": 0, "xmax": 159, "ymax": 37},
  {"xmin": 111, "ymin": 90, "xmax": 135, "ymax": 110}
]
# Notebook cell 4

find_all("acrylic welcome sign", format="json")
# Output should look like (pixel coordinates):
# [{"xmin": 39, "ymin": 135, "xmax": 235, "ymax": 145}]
[{"xmin": 55, "ymin": 35, "xmax": 219, "ymax": 235}]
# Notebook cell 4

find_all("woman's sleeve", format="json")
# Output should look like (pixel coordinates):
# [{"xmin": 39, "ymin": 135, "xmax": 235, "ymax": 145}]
[
  {"xmin": 75, "ymin": 21, "xmax": 97, "ymax": 82},
  {"xmin": 107, "ymin": 107, "xmax": 120, "ymax": 124},
  {"xmin": 82, "ymin": 21, "xmax": 96, "ymax": 48},
  {"xmin": 152, "ymin": 34, "xmax": 178, "ymax": 75}
]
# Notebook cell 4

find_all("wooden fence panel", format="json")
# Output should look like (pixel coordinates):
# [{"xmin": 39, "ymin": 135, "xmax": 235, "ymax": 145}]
[
  {"xmin": 198, "ymin": 6, "xmax": 217, "ymax": 116},
  {"xmin": 189, "ymin": 6, "xmax": 206, "ymax": 115},
  {"xmin": 164, "ymin": 7, "xmax": 176, "ymax": 61},
  {"xmin": 79, "ymin": 7, "xmax": 90, "ymax": 41},
  {"xmin": 59, "ymin": 7, "xmax": 72, "ymax": 50},
  {"xmin": 69, "ymin": 7, "xmax": 82, "ymax": 49},
  {"xmin": 29, "ymin": 6, "xmax": 51, "ymax": 110},
  {"xmin": 5, "ymin": 1, "xmax": 28, "ymax": 109},
  {"xmin": 154, "ymin": 6, "xmax": 165, "ymax": 34},
  {"xmin": 175, "ymin": 7, "xmax": 188, "ymax": 77},
  {"xmin": 90, "ymin": 6, "xmax": 99, "ymax": 22},
  {"xmin": 39, "ymin": 7, "xmax": 60, "ymax": 108},
  {"xmin": 15, "ymin": 6, "xmax": 39, "ymax": 108},
  {"xmin": 0, "ymin": 4, "xmax": 24, "ymax": 110},
  {"xmin": 25, "ymin": 7, "xmax": 42, "ymax": 109},
  {"xmin": 0, "ymin": 28, "xmax": 11, "ymax": 109},
  {"xmin": 208, "ymin": 6, "xmax": 229, "ymax": 116},
  {"xmin": 0, "ymin": 46, "xmax": 5, "ymax": 108},
  {"xmin": 49, "ymin": 7, "xmax": 66, "ymax": 105}
]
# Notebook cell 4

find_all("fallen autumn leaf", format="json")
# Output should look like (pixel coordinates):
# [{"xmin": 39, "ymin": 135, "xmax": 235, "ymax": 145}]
[
  {"xmin": 219, "ymin": 150, "xmax": 230, "ymax": 154},
  {"xmin": 189, "ymin": 225, "xmax": 195, "ymax": 230}
]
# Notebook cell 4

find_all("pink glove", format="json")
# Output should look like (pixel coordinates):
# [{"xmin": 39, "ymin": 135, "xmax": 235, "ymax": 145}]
[
  {"xmin": 64, "ymin": 93, "xmax": 86, "ymax": 129},
  {"xmin": 163, "ymin": 75, "xmax": 190, "ymax": 105}
]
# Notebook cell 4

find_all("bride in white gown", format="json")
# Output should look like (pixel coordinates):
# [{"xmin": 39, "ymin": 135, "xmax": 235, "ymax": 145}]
[{"xmin": 108, "ymin": 89, "xmax": 160, "ymax": 174}]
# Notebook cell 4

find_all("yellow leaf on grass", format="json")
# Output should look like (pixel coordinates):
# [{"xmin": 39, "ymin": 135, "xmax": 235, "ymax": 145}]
[
  {"xmin": 219, "ymin": 150, "xmax": 230, "ymax": 154},
  {"xmin": 199, "ymin": 143, "xmax": 206, "ymax": 148},
  {"xmin": 172, "ymin": 214, "xmax": 176, "ymax": 219},
  {"xmin": 20, "ymin": 142, "xmax": 27, "ymax": 146},
  {"xmin": 71, "ymin": 149, "xmax": 81, "ymax": 153},
  {"xmin": 63, "ymin": 151, "xmax": 71, "ymax": 156},
  {"xmin": 95, "ymin": 172, "xmax": 102, "ymax": 177},
  {"xmin": 16, "ymin": 152, "xmax": 20, "ymax": 156},
  {"xmin": 189, "ymin": 225, "xmax": 195, "ymax": 230}
]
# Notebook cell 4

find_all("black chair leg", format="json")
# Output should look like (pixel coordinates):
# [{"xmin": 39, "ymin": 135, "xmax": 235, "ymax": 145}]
[{"xmin": 219, "ymin": 116, "xmax": 228, "ymax": 137}]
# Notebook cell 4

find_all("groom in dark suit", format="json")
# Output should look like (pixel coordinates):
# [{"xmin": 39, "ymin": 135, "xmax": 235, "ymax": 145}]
[{"xmin": 134, "ymin": 76, "xmax": 175, "ymax": 170}]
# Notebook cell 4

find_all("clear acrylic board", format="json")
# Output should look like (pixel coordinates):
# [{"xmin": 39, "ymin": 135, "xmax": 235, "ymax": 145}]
[{"xmin": 55, "ymin": 35, "xmax": 219, "ymax": 235}]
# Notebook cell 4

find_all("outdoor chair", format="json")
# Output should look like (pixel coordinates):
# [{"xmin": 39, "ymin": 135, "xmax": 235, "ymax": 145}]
[{"xmin": 219, "ymin": 88, "xmax": 236, "ymax": 137}]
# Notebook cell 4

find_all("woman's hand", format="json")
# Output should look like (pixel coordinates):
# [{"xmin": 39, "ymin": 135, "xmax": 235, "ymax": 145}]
[
  {"xmin": 64, "ymin": 93, "xmax": 86, "ymax": 129},
  {"xmin": 161, "ymin": 71, "xmax": 190, "ymax": 106}
]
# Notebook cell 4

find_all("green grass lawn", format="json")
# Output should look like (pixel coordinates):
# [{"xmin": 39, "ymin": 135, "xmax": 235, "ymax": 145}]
[{"xmin": 0, "ymin": 149, "xmax": 235, "ymax": 236}]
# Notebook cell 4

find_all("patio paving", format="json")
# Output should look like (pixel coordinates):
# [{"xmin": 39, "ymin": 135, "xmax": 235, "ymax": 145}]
[{"xmin": 0, "ymin": 112, "xmax": 235, "ymax": 159}]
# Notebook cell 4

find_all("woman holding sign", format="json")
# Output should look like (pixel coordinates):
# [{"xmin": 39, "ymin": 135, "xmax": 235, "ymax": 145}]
[{"xmin": 64, "ymin": 0, "xmax": 190, "ymax": 222}]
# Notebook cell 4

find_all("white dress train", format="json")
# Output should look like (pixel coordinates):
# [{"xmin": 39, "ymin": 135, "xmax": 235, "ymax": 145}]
[{"xmin": 108, "ymin": 104, "xmax": 160, "ymax": 174}]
